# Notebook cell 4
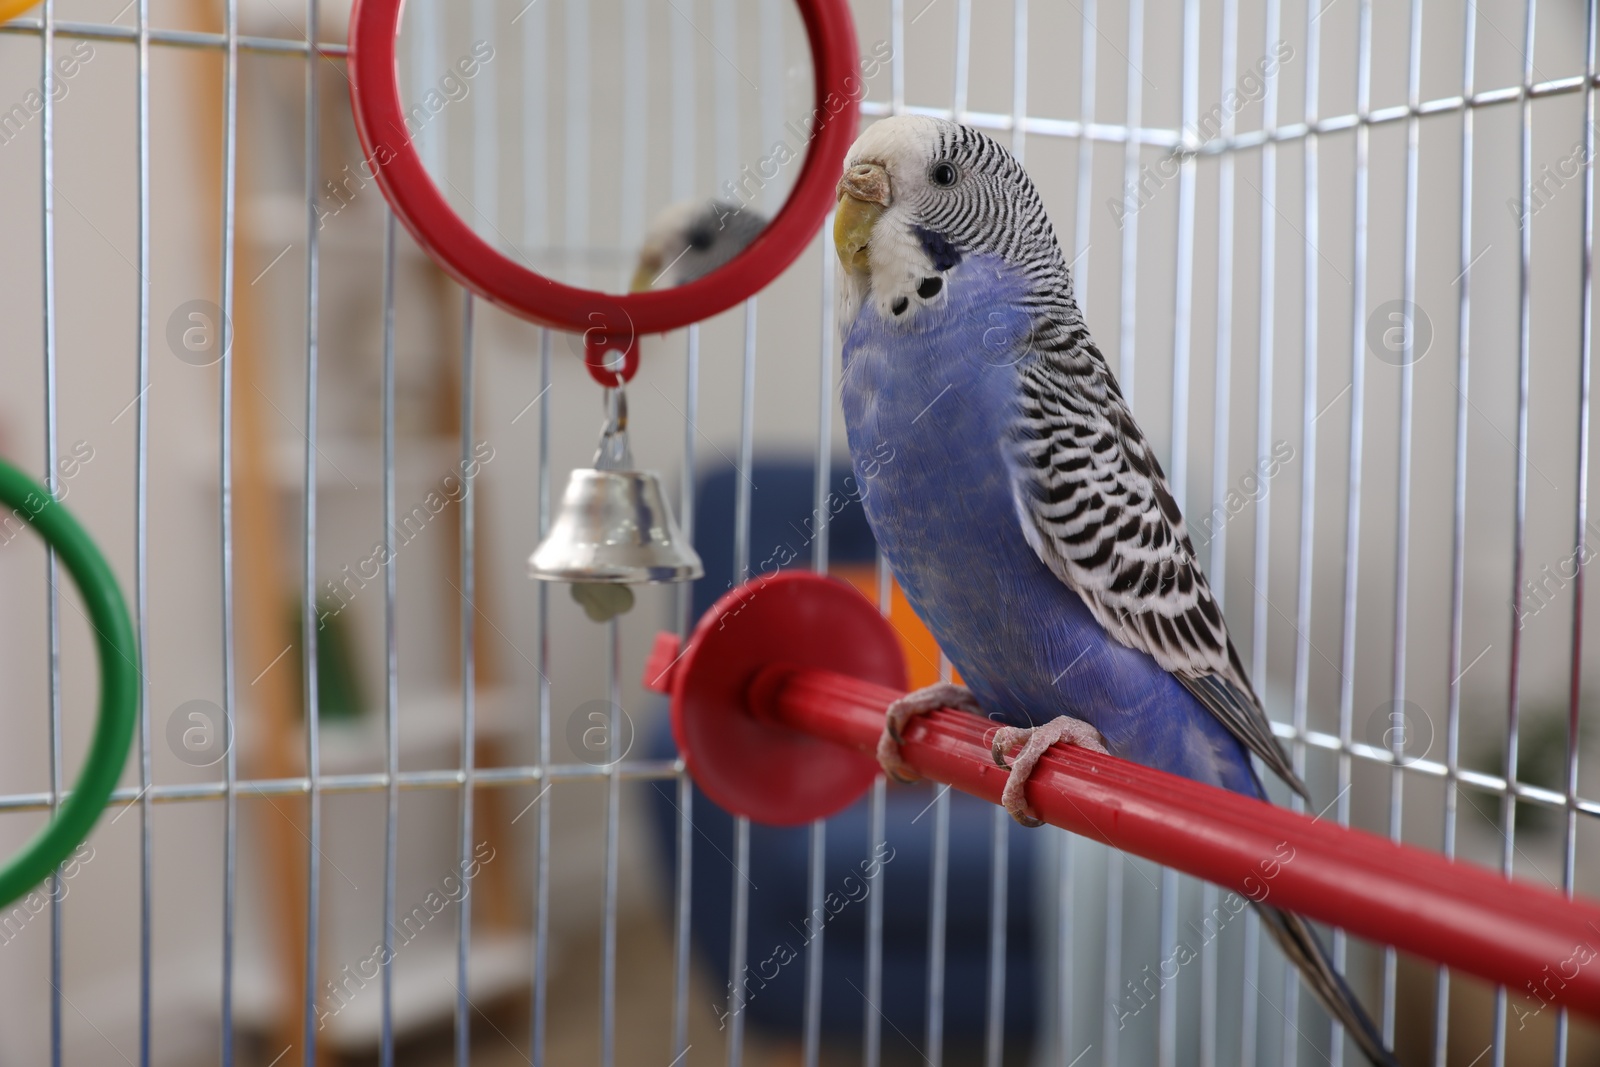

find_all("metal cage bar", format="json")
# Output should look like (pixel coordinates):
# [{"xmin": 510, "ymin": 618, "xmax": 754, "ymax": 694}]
[
  {"xmin": 1434, "ymin": 4, "xmax": 1479, "ymax": 1062},
  {"xmin": 1560, "ymin": 5, "xmax": 1599, "ymax": 1063},
  {"xmin": 726, "ymin": 296, "xmax": 759, "ymax": 1067},
  {"xmin": 1200, "ymin": 0, "xmax": 1242, "ymax": 1062},
  {"xmin": 39, "ymin": 0, "xmax": 62, "ymax": 1061},
  {"xmin": 670, "ymin": 321, "xmax": 699, "ymax": 1066},
  {"xmin": 219, "ymin": 0, "xmax": 242, "ymax": 1056},
  {"xmin": 803, "ymin": 183, "xmax": 838, "ymax": 1067},
  {"xmin": 1289, "ymin": 0, "xmax": 1321, "ymax": 1058},
  {"xmin": 133, "ymin": 0, "xmax": 154, "ymax": 1061},
  {"xmin": 1380, "ymin": 0, "xmax": 1427, "ymax": 1051},
  {"xmin": 0, "ymin": 734, "xmax": 1572, "ymax": 814},
  {"xmin": 1104, "ymin": 1, "xmax": 1148, "ymax": 1060},
  {"xmin": 1065, "ymin": 2, "xmax": 1096, "ymax": 1058},
  {"xmin": 1497, "ymin": 0, "xmax": 1542, "ymax": 1062},
  {"xmin": 1159, "ymin": 1, "xmax": 1200, "ymax": 1063},
  {"xmin": 298, "ymin": 0, "xmax": 324, "ymax": 1055},
  {"xmin": 1331, "ymin": 0, "xmax": 1373, "ymax": 1061},
  {"xmin": 456, "ymin": 293, "xmax": 479, "ymax": 1067},
  {"xmin": 532, "ymin": 329, "xmax": 553, "ymax": 1067},
  {"xmin": 379, "ymin": 209, "xmax": 399, "ymax": 1067}
]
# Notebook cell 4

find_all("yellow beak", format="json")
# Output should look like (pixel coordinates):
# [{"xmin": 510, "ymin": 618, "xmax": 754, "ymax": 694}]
[
  {"xmin": 834, "ymin": 163, "xmax": 890, "ymax": 277},
  {"xmin": 630, "ymin": 256, "xmax": 661, "ymax": 293}
]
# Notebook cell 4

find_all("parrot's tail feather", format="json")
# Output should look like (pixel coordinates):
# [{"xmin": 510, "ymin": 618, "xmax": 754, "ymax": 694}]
[{"xmin": 1256, "ymin": 904, "xmax": 1397, "ymax": 1067}]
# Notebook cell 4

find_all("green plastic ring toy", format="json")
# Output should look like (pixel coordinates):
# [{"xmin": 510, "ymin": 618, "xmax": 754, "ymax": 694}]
[{"xmin": 0, "ymin": 458, "xmax": 137, "ymax": 908}]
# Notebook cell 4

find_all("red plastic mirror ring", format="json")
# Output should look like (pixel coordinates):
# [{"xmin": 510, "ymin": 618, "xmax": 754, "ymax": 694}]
[{"xmin": 347, "ymin": 0, "xmax": 863, "ymax": 382}]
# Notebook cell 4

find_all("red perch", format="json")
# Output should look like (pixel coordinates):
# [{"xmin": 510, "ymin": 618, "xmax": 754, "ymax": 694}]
[{"xmin": 646, "ymin": 571, "xmax": 1600, "ymax": 1019}]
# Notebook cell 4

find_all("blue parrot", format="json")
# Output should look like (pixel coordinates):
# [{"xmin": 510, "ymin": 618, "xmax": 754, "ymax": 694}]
[{"xmin": 833, "ymin": 114, "xmax": 1395, "ymax": 1067}]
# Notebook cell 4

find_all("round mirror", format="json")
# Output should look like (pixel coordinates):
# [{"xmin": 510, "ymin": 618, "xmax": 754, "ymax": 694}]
[
  {"xmin": 395, "ymin": 0, "xmax": 815, "ymax": 294},
  {"xmin": 349, "ymin": 0, "xmax": 863, "ymax": 360}
]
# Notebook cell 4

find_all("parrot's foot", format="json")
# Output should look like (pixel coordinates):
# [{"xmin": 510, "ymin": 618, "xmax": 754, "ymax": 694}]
[
  {"xmin": 990, "ymin": 716, "xmax": 1110, "ymax": 827},
  {"xmin": 876, "ymin": 682, "xmax": 984, "ymax": 784}
]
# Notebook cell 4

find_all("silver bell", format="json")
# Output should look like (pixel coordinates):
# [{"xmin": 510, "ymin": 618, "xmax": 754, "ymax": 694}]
[
  {"xmin": 527, "ymin": 467, "xmax": 703, "ymax": 584},
  {"xmin": 527, "ymin": 385, "xmax": 703, "ymax": 591}
]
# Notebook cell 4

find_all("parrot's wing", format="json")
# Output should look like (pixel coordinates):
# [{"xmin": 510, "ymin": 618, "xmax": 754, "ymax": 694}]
[
  {"xmin": 1008, "ymin": 338, "xmax": 1309, "ymax": 802},
  {"xmin": 1178, "ymin": 673, "xmax": 1305, "ymax": 802}
]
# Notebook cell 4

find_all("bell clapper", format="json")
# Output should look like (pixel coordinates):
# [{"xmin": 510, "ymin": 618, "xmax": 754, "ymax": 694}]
[{"xmin": 572, "ymin": 582, "xmax": 635, "ymax": 623}]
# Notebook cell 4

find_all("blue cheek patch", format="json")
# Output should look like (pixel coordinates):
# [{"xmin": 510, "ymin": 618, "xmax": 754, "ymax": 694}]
[{"xmin": 913, "ymin": 225, "xmax": 963, "ymax": 272}]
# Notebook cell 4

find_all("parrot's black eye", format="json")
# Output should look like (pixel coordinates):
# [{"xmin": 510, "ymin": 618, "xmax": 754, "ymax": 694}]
[
  {"xmin": 686, "ymin": 227, "xmax": 714, "ymax": 251},
  {"xmin": 929, "ymin": 161, "xmax": 959, "ymax": 188}
]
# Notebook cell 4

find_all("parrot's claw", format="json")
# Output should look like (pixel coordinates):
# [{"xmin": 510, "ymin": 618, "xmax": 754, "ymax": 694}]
[
  {"xmin": 990, "ymin": 716, "xmax": 1109, "ymax": 827},
  {"xmin": 877, "ymin": 682, "xmax": 984, "ymax": 784}
]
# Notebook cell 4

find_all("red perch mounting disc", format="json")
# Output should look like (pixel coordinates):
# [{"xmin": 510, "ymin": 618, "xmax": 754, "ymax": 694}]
[{"xmin": 645, "ymin": 572, "xmax": 905, "ymax": 826}]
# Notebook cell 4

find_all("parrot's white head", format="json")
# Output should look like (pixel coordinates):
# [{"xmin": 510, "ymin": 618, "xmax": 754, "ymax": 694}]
[
  {"xmin": 833, "ymin": 115, "xmax": 1069, "ymax": 335},
  {"xmin": 632, "ymin": 200, "xmax": 769, "ymax": 291}
]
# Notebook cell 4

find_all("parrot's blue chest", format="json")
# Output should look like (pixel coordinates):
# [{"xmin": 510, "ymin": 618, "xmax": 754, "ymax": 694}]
[{"xmin": 839, "ymin": 256, "xmax": 1258, "ymax": 794}]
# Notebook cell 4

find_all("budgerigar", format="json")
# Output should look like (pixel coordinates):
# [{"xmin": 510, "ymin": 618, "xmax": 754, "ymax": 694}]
[
  {"xmin": 833, "ymin": 115, "xmax": 1395, "ymax": 1067},
  {"xmin": 632, "ymin": 200, "xmax": 769, "ymax": 291}
]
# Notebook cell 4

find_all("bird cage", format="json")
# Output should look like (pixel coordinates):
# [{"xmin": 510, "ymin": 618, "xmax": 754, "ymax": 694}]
[{"xmin": 0, "ymin": 0, "xmax": 1598, "ymax": 1065}]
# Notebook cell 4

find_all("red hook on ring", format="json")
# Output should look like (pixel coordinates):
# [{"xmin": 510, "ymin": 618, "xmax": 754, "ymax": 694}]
[{"xmin": 583, "ymin": 332, "xmax": 639, "ymax": 388}]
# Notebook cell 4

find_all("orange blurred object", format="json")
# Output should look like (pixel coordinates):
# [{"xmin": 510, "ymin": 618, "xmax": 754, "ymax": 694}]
[{"xmin": 830, "ymin": 564, "xmax": 960, "ymax": 690}]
